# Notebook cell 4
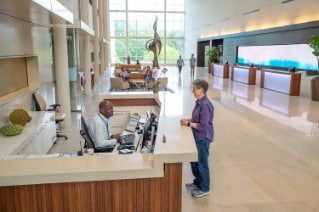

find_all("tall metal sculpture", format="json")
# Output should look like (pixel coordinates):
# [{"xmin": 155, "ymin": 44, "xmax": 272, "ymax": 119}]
[{"xmin": 145, "ymin": 16, "xmax": 162, "ymax": 68}]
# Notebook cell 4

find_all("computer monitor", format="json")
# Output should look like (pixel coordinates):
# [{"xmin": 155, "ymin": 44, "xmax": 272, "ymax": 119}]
[
  {"xmin": 146, "ymin": 110, "xmax": 151, "ymax": 119},
  {"xmin": 141, "ymin": 116, "xmax": 151, "ymax": 149},
  {"xmin": 149, "ymin": 122, "xmax": 158, "ymax": 152},
  {"xmin": 140, "ymin": 110, "xmax": 158, "ymax": 152}
]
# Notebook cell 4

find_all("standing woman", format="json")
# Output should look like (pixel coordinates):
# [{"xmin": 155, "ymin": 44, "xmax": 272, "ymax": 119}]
[
  {"xmin": 126, "ymin": 55, "xmax": 131, "ymax": 64},
  {"xmin": 190, "ymin": 53, "xmax": 196, "ymax": 78},
  {"xmin": 180, "ymin": 79, "xmax": 214, "ymax": 198},
  {"xmin": 176, "ymin": 55, "xmax": 184, "ymax": 75}
]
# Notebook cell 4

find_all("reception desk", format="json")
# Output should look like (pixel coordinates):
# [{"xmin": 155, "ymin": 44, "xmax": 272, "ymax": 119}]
[
  {"xmin": 260, "ymin": 69, "xmax": 301, "ymax": 96},
  {"xmin": 231, "ymin": 66, "xmax": 256, "ymax": 85},
  {"xmin": 0, "ymin": 93, "xmax": 197, "ymax": 212},
  {"xmin": 212, "ymin": 63, "xmax": 229, "ymax": 78}
]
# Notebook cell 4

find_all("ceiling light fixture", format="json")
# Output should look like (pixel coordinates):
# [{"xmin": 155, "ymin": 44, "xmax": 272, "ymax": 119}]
[
  {"xmin": 219, "ymin": 17, "xmax": 230, "ymax": 22},
  {"xmin": 242, "ymin": 9, "xmax": 260, "ymax": 16},
  {"xmin": 281, "ymin": 0, "xmax": 295, "ymax": 4}
]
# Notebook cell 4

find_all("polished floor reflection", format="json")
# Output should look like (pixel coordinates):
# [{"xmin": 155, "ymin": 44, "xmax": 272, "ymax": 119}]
[{"xmin": 50, "ymin": 66, "xmax": 319, "ymax": 212}]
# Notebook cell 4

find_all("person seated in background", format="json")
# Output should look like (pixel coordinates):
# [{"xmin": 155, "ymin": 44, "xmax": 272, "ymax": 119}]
[
  {"xmin": 89, "ymin": 100, "xmax": 121, "ymax": 148},
  {"xmin": 144, "ymin": 66, "xmax": 152, "ymax": 83},
  {"xmin": 119, "ymin": 67, "xmax": 129, "ymax": 81}
]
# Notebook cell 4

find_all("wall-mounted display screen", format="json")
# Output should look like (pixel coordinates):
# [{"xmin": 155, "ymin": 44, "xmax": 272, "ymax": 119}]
[{"xmin": 237, "ymin": 44, "xmax": 318, "ymax": 71}]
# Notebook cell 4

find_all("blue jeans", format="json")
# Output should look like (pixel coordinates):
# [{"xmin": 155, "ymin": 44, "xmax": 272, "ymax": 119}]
[
  {"xmin": 178, "ymin": 66, "xmax": 182, "ymax": 74},
  {"xmin": 190, "ymin": 138, "xmax": 211, "ymax": 192}
]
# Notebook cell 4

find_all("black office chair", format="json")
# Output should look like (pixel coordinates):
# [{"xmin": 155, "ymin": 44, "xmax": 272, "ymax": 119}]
[
  {"xmin": 32, "ymin": 91, "xmax": 68, "ymax": 140},
  {"xmin": 80, "ymin": 115, "xmax": 115, "ymax": 153}
]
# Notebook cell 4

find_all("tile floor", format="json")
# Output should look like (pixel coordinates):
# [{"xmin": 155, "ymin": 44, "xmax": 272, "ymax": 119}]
[{"xmin": 49, "ymin": 66, "xmax": 319, "ymax": 212}]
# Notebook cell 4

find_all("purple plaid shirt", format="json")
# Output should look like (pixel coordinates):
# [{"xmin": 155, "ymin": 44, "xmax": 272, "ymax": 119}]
[{"xmin": 191, "ymin": 95, "xmax": 214, "ymax": 142}]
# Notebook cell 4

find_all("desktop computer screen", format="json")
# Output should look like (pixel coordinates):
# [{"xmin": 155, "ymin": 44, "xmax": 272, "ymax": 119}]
[
  {"xmin": 140, "ymin": 111, "xmax": 157, "ymax": 153},
  {"xmin": 141, "ymin": 116, "xmax": 151, "ymax": 149}
]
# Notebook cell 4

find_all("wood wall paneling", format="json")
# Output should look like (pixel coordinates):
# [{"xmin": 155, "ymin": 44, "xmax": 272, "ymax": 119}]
[
  {"xmin": 108, "ymin": 98, "xmax": 159, "ymax": 107},
  {"xmin": 248, "ymin": 67, "xmax": 257, "ymax": 85},
  {"xmin": 290, "ymin": 73, "xmax": 301, "ymax": 96},
  {"xmin": 0, "ymin": 163, "xmax": 182, "ymax": 212}
]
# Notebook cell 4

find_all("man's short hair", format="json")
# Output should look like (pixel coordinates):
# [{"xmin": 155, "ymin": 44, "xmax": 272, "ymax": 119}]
[{"xmin": 99, "ymin": 100, "xmax": 113, "ymax": 110}]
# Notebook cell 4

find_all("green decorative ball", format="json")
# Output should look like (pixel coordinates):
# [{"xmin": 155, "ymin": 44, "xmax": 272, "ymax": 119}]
[
  {"xmin": 0, "ymin": 124, "xmax": 24, "ymax": 136},
  {"xmin": 9, "ymin": 109, "xmax": 32, "ymax": 127}
]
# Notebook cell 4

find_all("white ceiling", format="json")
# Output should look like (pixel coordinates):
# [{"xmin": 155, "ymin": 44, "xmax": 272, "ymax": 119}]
[{"xmin": 185, "ymin": 0, "xmax": 319, "ymax": 38}]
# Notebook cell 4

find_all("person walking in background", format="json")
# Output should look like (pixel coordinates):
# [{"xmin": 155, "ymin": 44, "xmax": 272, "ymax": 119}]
[
  {"xmin": 190, "ymin": 53, "xmax": 197, "ymax": 78},
  {"xmin": 176, "ymin": 55, "xmax": 184, "ymax": 75},
  {"xmin": 180, "ymin": 79, "xmax": 214, "ymax": 198}
]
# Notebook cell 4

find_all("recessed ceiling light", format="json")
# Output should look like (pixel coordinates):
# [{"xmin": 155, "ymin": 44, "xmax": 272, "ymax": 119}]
[
  {"xmin": 219, "ymin": 17, "xmax": 230, "ymax": 22},
  {"xmin": 281, "ymin": 0, "xmax": 295, "ymax": 4},
  {"xmin": 242, "ymin": 9, "xmax": 260, "ymax": 16}
]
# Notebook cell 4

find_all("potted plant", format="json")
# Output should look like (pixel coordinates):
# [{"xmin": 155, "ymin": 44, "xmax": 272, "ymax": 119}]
[
  {"xmin": 150, "ymin": 68, "xmax": 168, "ymax": 93},
  {"xmin": 309, "ymin": 35, "xmax": 319, "ymax": 101},
  {"xmin": 206, "ymin": 46, "xmax": 218, "ymax": 73},
  {"xmin": 151, "ymin": 79, "xmax": 160, "ymax": 93}
]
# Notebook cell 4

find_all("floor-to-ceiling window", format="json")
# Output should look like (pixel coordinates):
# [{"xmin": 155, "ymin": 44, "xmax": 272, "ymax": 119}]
[{"xmin": 109, "ymin": 0, "xmax": 184, "ymax": 65}]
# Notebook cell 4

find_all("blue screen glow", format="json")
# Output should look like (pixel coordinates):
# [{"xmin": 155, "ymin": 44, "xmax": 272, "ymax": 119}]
[{"xmin": 237, "ymin": 44, "xmax": 318, "ymax": 71}]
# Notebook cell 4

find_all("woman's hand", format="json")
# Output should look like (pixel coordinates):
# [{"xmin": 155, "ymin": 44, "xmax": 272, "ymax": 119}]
[{"xmin": 180, "ymin": 118, "xmax": 189, "ymax": 126}]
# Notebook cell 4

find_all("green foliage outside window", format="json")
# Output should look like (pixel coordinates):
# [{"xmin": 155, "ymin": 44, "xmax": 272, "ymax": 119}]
[{"xmin": 110, "ymin": 0, "xmax": 185, "ymax": 65}]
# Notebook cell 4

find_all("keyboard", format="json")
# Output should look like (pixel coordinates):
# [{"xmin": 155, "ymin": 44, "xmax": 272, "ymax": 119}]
[{"xmin": 120, "ymin": 134, "xmax": 135, "ymax": 145}]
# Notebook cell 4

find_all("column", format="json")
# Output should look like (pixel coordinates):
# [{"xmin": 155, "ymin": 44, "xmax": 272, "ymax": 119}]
[
  {"xmin": 103, "ymin": 0, "xmax": 109, "ymax": 68},
  {"xmin": 51, "ymin": 14, "xmax": 72, "ymax": 123},
  {"xmin": 83, "ymin": 36, "xmax": 92, "ymax": 94},
  {"xmin": 92, "ymin": 0, "xmax": 100, "ymax": 82},
  {"xmin": 99, "ymin": 0, "xmax": 105, "ymax": 73},
  {"xmin": 80, "ymin": 0, "xmax": 92, "ymax": 94}
]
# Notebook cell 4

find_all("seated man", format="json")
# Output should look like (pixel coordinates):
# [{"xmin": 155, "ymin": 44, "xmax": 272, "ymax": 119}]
[{"xmin": 89, "ymin": 100, "xmax": 121, "ymax": 148}]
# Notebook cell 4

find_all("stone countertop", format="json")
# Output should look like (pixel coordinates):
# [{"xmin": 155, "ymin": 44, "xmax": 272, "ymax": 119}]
[{"xmin": 0, "ymin": 111, "xmax": 55, "ymax": 158}]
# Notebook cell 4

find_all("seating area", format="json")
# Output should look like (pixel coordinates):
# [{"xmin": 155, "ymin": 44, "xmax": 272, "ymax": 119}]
[
  {"xmin": 129, "ymin": 72, "xmax": 146, "ymax": 80},
  {"xmin": 114, "ymin": 64, "xmax": 143, "ymax": 76},
  {"xmin": 115, "ymin": 63, "xmax": 142, "ymax": 71},
  {"xmin": 111, "ymin": 65, "xmax": 169, "ymax": 91},
  {"xmin": 109, "ymin": 77, "xmax": 130, "ymax": 91},
  {"xmin": 109, "ymin": 75, "xmax": 168, "ymax": 91}
]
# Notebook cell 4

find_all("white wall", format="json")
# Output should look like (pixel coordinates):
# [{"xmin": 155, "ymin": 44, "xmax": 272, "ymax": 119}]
[
  {"xmin": 185, "ymin": 0, "xmax": 319, "ymax": 58},
  {"xmin": 0, "ymin": 14, "xmax": 55, "ymax": 125}
]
